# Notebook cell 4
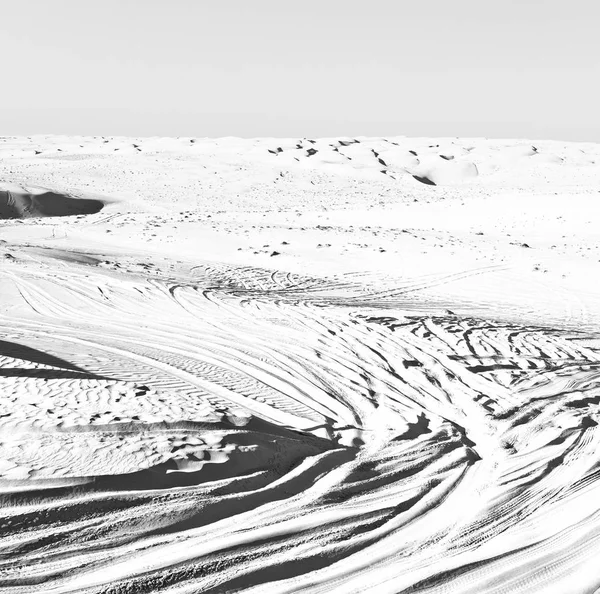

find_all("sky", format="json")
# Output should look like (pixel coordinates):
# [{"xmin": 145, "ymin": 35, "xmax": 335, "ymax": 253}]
[{"xmin": 1, "ymin": 0, "xmax": 598, "ymax": 141}]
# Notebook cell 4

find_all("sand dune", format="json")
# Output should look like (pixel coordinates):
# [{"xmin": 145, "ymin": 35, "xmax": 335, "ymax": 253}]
[
  {"xmin": 0, "ymin": 183, "xmax": 106, "ymax": 219},
  {"xmin": 0, "ymin": 136, "xmax": 599, "ymax": 592}
]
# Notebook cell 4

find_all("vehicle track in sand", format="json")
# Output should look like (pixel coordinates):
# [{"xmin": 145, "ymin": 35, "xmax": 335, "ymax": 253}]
[{"xmin": 0, "ymin": 256, "xmax": 600, "ymax": 593}]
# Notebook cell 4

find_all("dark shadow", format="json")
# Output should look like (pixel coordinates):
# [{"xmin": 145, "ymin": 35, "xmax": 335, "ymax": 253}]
[
  {"xmin": 0, "ymin": 340, "xmax": 83, "ymax": 372},
  {"xmin": 393, "ymin": 413, "xmax": 432, "ymax": 440},
  {"xmin": 0, "ymin": 189, "xmax": 104, "ymax": 219},
  {"xmin": 412, "ymin": 174, "xmax": 436, "ymax": 186},
  {"xmin": 197, "ymin": 495, "xmax": 423, "ymax": 594},
  {"xmin": 0, "ymin": 417, "xmax": 338, "ymax": 494},
  {"xmin": 404, "ymin": 544, "xmax": 536, "ymax": 593},
  {"xmin": 91, "ymin": 419, "xmax": 338, "ymax": 491},
  {"xmin": 0, "ymin": 368, "xmax": 102, "ymax": 380},
  {"xmin": 565, "ymin": 395, "xmax": 600, "ymax": 408},
  {"xmin": 467, "ymin": 363, "xmax": 519, "ymax": 373}
]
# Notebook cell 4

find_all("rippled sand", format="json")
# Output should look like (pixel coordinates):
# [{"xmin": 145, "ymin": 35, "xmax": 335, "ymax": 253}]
[{"xmin": 1, "ymin": 136, "xmax": 600, "ymax": 593}]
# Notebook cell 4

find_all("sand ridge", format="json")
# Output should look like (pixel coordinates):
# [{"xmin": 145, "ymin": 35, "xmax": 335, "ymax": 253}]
[{"xmin": 0, "ymin": 183, "xmax": 107, "ymax": 219}]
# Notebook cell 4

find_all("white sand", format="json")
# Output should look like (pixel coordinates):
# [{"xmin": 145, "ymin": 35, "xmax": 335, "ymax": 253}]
[{"xmin": 0, "ymin": 135, "xmax": 600, "ymax": 593}]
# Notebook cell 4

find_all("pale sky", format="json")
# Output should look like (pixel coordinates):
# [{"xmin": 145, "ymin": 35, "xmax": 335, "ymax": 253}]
[{"xmin": 1, "ymin": 0, "xmax": 598, "ymax": 141}]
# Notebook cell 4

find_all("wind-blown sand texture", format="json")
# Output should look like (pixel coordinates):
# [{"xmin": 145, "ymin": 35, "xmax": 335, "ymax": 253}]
[{"xmin": 1, "ymin": 135, "xmax": 600, "ymax": 593}]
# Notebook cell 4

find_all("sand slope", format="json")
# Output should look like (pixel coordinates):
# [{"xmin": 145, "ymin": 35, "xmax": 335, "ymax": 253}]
[
  {"xmin": 0, "ymin": 136, "xmax": 600, "ymax": 593},
  {"xmin": 0, "ymin": 183, "xmax": 105, "ymax": 219}
]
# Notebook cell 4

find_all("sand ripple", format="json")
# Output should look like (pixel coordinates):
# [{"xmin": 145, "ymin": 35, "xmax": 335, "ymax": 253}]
[{"xmin": 0, "ymin": 256, "xmax": 599, "ymax": 593}]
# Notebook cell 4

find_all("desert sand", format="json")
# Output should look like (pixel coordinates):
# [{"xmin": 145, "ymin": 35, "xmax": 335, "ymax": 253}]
[{"xmin": 1, "ymin": 135, "xmax": 600, "ymax": 593}]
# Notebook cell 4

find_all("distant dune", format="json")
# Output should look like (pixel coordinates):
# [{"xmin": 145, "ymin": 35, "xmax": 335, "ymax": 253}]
[{"xmin": 0, "ymin": 184, "xmax": 105, "ymax": 219}]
